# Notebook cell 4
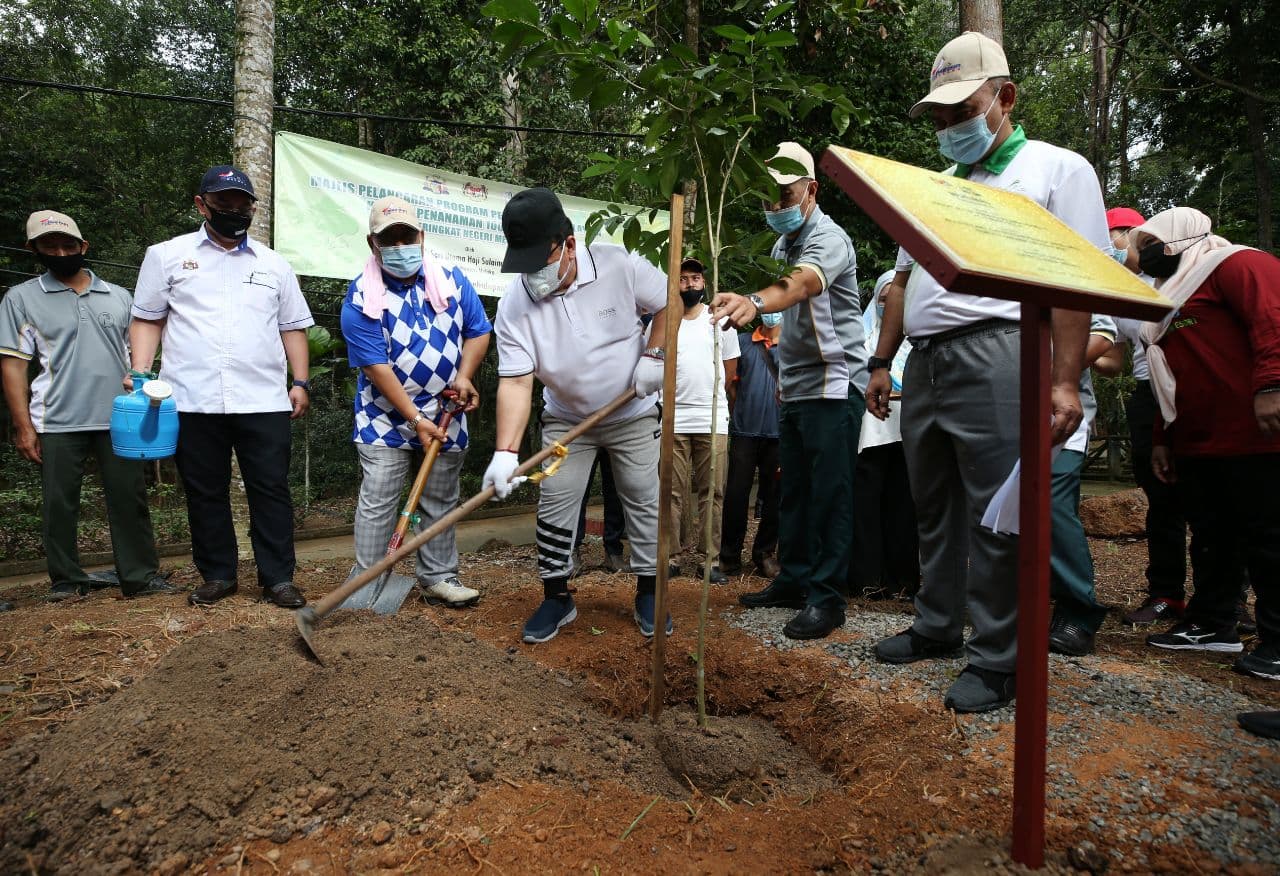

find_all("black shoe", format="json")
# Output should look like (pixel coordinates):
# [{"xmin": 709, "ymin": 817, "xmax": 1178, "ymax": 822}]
[
  {"xmin": 46, "ymin": 583, "xmax": 85, "ymax": 602},
  {"xmin": 263, "ymin": 582, "xmax": 306, "ymax": 608},
  {"xmin": 189, "ymin": 580, "xmax": 237, "ymax": 606},
  {"xmin": 1237, "ymin": 711, "xmax": 1280, "ymax": 740},
  {"xmin": 944, "ymin": 665, "xmax": 1016, "ymax": 713},
  {"xmin": 86, "ymin": 570, "xmax": 120, "ymax": 590},
  {"xmin": 1234, "ymin": 642, "xmax": 1280, "ymax": 681},
  {"xmin": 696, "ymin": 565, "xmax": 728, "ymax": 584},
  {"xmin": 122, "ymin": 575, "xmax": 178, "ymax": 599},
  {"xmin": 783, "ymin": 605, "xmax": 845, "ymax": 640},
  {"xmin": 720, "ymin": 557, "xmax": 743, "ymax": 576},
  {"xmin": 1049, "ymin": 615, "xmax": 1095, "ymax": 657},
  {"xmin": 738, "ymin": 581, "xmax": 807, "ymax": 610},
  {"xmin": 874, "ymin": 627, "xmax": 964, "ymax": 664},
  {"xmin": 1147, "ymin": 621, "xmax": 1242, "ymax": 653},
  {"xmin": 754, "ymin": 555, "xmax": 782, "ymax": 579}
]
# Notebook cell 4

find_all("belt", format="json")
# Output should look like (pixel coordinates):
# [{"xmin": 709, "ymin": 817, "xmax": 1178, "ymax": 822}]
[{"xmin": 909, "ymin": 318, "xmax": 1019, "ymax": 351}]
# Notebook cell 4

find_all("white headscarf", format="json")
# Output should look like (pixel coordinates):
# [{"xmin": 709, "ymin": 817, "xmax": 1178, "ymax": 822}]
[{"xmin": 1136, "ymin": 207, "xmax": 1253, "ymax": 424}]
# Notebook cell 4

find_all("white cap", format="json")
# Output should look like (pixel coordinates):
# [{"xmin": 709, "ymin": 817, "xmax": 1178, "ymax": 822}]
[
  {"xmin": 368, "ymin": 196, "xmax": 421, "ymax": 234},
  {"xmin": 766, "ymin": 142, "xmax": 816, "ymax": 186},
  {"xmin": 909, "ymin": 31, "xmax": 1010, "ymax": 119},
  {"xmin": 26, "ymin": 210, "xmax": 83, "ymax": 242}
]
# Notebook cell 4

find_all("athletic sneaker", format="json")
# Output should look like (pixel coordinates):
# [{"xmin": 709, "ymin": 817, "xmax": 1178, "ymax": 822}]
[
  {"xmin": 521, "ymin": 596, "xmax": 577, "ymax": 643},
  {"xmin": 1123, "ymin": 596, "xmax": 1185, "ymax": 626},
  {"xmin": 874, "ymin": 627, "xmax": 963, "ymax": 664},
  {"xmin": 1234, "ymin": 643, "xmax": 1280, "ymax": 681},
  {"xmin": 944, "ymin": 665, "xmax": 1015, "ymax": 713},
  {"xmin": 1146, "ymin": 621, "xmax": 1243, "ymax": 653},
  {"xmin": 633, "ymin": 592, "xmax": 673, "ymax": 638},
  {"xmin": 421, "ymin": 576, "xmax": 480, "ymax": 608}
]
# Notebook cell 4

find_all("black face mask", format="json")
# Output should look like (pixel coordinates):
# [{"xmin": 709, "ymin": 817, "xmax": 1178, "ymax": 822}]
[
  {"xmin": 1138, "ymin": 241, "xmax": 1182, "ymax": 279},
  {"xmin": 680, "ymin": 289, "xmax": 704, "ymax": 308},
  {"xmin": 36, "ymin": 251, "xmax": 86, "ymax": 278},
  {"xmin": 205, "ymin": 206, "xmax": 253, "ymax": 239}
]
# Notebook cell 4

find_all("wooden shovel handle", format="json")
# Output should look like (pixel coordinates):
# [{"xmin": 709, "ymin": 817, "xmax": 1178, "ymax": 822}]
[{"xmin": 309, "ymin": 388, "xmax": 640, "ymax": 621}]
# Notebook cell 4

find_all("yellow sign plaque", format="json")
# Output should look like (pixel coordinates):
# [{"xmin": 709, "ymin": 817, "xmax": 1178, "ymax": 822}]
[{"xmin": 818, "ymin": 146, "xmax": 1172, "ymax": 321}]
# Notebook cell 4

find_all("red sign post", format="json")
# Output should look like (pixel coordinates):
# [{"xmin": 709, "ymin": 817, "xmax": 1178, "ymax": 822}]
[{"xmin": 819, "ymin": 146, "xmax": 1171, "ymax": 867}]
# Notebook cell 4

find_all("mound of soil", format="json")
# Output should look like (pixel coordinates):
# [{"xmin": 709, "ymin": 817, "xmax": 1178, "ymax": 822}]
[
  {"xmin": 1079, "ymin": 488, "xmax": 1148, "ymax": 538},
  {"xmin": 0, "ymin": 613, "xmax": 828, "ymax": 874}
]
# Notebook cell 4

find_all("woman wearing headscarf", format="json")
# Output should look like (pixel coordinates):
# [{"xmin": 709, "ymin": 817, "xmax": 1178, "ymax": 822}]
[{"xmin": 1129, "ymin": 206, "xmax": 1280, "ymax": 685}]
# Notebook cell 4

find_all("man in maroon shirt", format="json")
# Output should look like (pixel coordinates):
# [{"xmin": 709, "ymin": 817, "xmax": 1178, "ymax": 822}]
[{"xmin": 1127, "ymin": 207, "xmax": 1279, "ymax": 684}]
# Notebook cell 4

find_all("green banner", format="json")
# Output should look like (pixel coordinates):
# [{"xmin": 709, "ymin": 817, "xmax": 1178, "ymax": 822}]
[{"xmin": 274, "ymin": 132, "xmax": 666, "ymax": 297}]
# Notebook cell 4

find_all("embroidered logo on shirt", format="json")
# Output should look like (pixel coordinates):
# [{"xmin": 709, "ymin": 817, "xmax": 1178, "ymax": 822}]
[
  {"xmin": 98, "ymin": 312, "xmax": 116, "ymax": 328},
  {"xmin": 182, "ymin": 259, "xmax": 199, "ymax": 271},
  {"xmin": 598, "ymin": 306, "xmax": 617, "ymax": 320}
]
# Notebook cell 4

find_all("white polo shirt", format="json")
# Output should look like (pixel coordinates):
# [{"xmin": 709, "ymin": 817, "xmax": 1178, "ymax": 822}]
[
  {"xmin": 132, "ymin": 227, "xmax": 314, "ymax": 414},
  {"xmin": 495, "ymin": 243, "xmax": 667, "ymax": 426},
  {"xmin": 898, "ymin": 139, "xmax": 1111, "ymax": 338}
]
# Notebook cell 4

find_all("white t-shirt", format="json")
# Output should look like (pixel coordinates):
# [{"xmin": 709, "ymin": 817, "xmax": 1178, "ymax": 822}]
[
  {"xmin": 660, "ymin": 306, "xmax": 740, "ymax": 435},
  {"xmin": 1113, "ymin": 317, "xmax": 1150, "ymax": 381},
  {"xmin": 495, "ymin": 243, "xmax": 667, "ymax": 426},
  {"xmin": 897, "ymin": 139, "xmax": 1111, "ymax": 338}
]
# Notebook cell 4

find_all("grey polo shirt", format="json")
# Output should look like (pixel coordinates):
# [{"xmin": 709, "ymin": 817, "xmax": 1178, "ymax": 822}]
[
  {"xmin": 770, "ymin": 205, "xmax": 867, "ymax": 402},
  {"xmin": 0, "ymin": 271, "xmax": 133, "ymax": 432}
]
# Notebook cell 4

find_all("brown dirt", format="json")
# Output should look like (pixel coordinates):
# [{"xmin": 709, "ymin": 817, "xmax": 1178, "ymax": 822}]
[
  {"xmin": 1080, "ymin": 488, "xmax": 1148, "ymax": 538},
  {"xmin": 0, "ymin": 532, "xmax": 1276, "ymax": 874}
]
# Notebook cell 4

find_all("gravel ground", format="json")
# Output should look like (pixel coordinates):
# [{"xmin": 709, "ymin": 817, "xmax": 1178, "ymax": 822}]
[{"xmin": 730, "ymin": 605, "xmax": 1280, "ymax": 870}]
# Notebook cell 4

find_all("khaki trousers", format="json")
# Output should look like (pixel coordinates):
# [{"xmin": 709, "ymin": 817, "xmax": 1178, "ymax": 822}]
[{"xmin": 668, "ymin": 433, "xmax": 728, "ymax": 560}]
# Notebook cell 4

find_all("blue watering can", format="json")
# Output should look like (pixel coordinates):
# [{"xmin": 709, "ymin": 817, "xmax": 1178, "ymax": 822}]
[{"xmin": 111, "ymin": 379, "xmax": 179, "ymax": 459}]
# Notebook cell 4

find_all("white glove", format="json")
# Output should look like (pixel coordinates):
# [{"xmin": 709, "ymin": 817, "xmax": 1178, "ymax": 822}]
[
  {"xmin": 632, "ymin": 354, "xmax": 664, "ymax": 397},
  {"xmin": 482, "ymin": 450, "xmax": 526, "ymax": 500}
]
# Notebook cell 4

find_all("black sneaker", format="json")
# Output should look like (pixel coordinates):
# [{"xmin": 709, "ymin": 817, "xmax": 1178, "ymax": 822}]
[
  {"xmin": 738, "ymin": 581, "xmax": 806, "ymax": 610},
  {"xmin": 874, "ymin": 627, "xmax": 963, "ymax": 664},
  {"xmin": 1146, "ymin": 621, "xmax": 1243, "ymax": 653},
  {"xmin": 944, "ymin": 665, "xmax": 1016, "ymax": 713},
  {"xmin": 46, "ymin": 583, "xmax": 85, "ymax": 602},
  {"xmin": 1048, "ymin": 614, "xmax": 1095, "ymax": 657},
  {"xmin": 522, "ymin": 596, "xmax": 577, "ymax": 643},
  {"xmin": 1234, "ymin": 643, "xmax": 1280, "ymax": 681}
]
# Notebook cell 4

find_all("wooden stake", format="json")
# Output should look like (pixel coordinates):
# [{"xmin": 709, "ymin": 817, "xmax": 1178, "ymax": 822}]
[{"xmin": 648, "ymin": 190, "xmax": 685, "ymax": 721}]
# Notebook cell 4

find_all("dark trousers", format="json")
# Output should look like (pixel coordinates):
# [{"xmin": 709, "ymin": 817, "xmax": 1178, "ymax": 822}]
[
  {"xmin": 1178, "ymin": 455, "xmax": 1279, "ymax": 644},
  {"xmin": 1127, "ymin": 380, "xmax": 1193, "ymax": 601},
  {"xmin": 720, "ymin": 435, "xmax": 780, "ymax": 566},
  {"xmin": 776, "ymin": 394, "xmax": 864, "ymax": 611},
  {"xmin": 175, "ymin": 412, "xmax": 295, "ymax": 585},
  {"xmin": 849, "ymin": 441, "xmax": 920, "ymax": 596},
  {"xmin": 1050, "ymin": 449, "xmax": 1107, "ymax": 631},
  {"xmin": 41, "ymin": 431, "xmax": 158, "ymax": 591},
  {"xmin": 575, "ymin": 449, "xmax": 626, "ymax": 555}
]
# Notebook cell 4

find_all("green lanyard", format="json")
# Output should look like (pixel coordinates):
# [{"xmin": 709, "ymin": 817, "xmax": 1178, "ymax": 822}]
[{"xmin": 953, "ymin": 125, "xmax": 1028, "ymax": 179}]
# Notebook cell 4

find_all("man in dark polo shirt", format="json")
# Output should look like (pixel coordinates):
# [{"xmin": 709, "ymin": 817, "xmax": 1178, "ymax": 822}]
[{"xmin": 0, "ymin": 211, "xmax": 172, "ymax": 601}]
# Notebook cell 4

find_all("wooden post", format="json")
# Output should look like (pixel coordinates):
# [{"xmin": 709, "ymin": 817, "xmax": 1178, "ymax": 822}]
[
  {"xmin": 1012, "ymin": 304, "xmax": 1052, "ymax": 868},
  {"xmin": 648, "ymin": 191, "xmax": 685, "ymax": 721}
]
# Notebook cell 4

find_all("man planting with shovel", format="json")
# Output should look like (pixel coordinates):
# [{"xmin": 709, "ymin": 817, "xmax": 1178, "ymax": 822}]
[
  {"xmin": 339, "ymin": 196, "xmax": 492, "ymax": 610},
  {"xmin": 483, "ymin": 188, "xmax": 670, "ymax": 643}
]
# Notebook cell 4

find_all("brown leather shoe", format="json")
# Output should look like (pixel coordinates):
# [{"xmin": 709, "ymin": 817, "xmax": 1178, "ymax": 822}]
[
  {"xmin": 263, "ymin": 582, "xmax": 305, "ymax": 608},
  {"xmin": 189, "ymin": 580, "xmax": 237, "ymax": 606},
  {"xmin": 755, "ymin": 555, "xmax": 782, "ymax": 578}
]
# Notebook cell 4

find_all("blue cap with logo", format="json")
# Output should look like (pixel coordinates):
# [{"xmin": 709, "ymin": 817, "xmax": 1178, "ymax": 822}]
[{"xmin": 199, "ymin": 165, "xmax": 257, "ymax": 200}]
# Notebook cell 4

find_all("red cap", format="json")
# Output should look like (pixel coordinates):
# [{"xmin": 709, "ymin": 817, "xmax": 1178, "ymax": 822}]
[{"xmin": 1106, "ymin": 207, "xmax": 1145, "ymax": 231}]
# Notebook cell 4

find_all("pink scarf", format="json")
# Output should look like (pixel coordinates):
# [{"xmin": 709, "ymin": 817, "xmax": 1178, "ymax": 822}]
[
  {"xmin": 360, "ymin": 248, "xmax": 455, "ymax": 319},
  {"xmin": 1135, "ymin": 207, "xmax": 1253, "ymax": 424}
]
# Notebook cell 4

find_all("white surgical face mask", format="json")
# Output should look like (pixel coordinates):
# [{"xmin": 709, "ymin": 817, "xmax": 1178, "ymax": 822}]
[{"xmin": 523, "ymin": 245, "xmax": 567, "ymax": 301}]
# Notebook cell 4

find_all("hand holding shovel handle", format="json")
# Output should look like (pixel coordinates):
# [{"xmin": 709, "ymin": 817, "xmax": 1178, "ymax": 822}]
[{"xmin": 296, "ymin": 388, "xmax": 640, "ymax": 660}]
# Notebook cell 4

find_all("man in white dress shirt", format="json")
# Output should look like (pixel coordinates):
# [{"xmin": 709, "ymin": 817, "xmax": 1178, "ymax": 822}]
[{"xmin": 127, "ymin": 166, "xmax": 313, "ymax": 608}]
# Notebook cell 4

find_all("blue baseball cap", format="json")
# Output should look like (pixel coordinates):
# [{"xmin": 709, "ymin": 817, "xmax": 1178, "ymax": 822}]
[{"xmin": 199, "ymin": 165, "xmax": 257, "ymax": 200}]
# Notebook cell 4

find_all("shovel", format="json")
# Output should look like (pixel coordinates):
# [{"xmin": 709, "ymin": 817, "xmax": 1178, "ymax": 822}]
[
  {"xmin": 296, "ymin": 388, "xmax": 640, "ymax": 661},
  {"xmin": 337, "ymin": 393, "xmax": 460, "ymax": 615}
]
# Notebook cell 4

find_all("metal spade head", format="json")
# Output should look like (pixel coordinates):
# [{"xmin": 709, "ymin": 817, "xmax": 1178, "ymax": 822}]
[{"xmin": 294, "ymin": 605, "xmax": 323, "ymax": 663}]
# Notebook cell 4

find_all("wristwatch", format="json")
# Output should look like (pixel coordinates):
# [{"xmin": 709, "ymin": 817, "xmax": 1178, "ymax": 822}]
[
  {"xmin": 747, "ymin": 293, "xmax": 766, "ymax": 316},
  {"xmin": 867, "ymin": 356, "xmax": 892, "ymax": 373},
  {"xmin": 407, "ymin": 411, "xmax": 425, "ymax": 428},
  {"xmin": 292, "ymin": 379, "xmax": 311, "ymax": 391},
  {"xmin": 642, "ymin": 346, "xmax": 666, "ymax": 360}
]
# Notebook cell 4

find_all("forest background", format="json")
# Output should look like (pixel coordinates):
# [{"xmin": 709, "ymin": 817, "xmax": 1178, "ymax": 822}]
[{"xmin": 0, "ymin": 0, "xmax": 1275, "ymax": 561}]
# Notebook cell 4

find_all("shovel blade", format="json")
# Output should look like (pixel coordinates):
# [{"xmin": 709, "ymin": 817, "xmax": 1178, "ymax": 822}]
[
  {"xmin": 337, "ymin": 567, "xmax": 417, "ymax": 616},
  {"xmin": 295, "ymin": 606, "xmax": 322, "ymax": 663}
]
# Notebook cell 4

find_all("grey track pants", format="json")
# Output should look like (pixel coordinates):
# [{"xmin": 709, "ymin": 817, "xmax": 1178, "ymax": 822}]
[
  {"xmin": 902, "ymin": 321, "xmax": 1022, "ymax": 673},
  {"xmin": 538, "ymin": 407, "xmax": 660, "ymax": 581}
]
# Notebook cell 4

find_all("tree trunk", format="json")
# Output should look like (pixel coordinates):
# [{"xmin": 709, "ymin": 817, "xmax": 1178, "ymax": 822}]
[
  {"xmin": 1117, "ymin": 95, "xmax": 1130, "ymax": 191},
  {"xmin": 958, "ymin": 0, "xmax": 1002, "ymax": 42},
  {"xmin": 1242, "ymin": 93, "xmax": 1274, "ymax": 251},
  {"xmin": 233, "ymin": 0, "xmax": 276, "ymax": 245},
  {"xmin": 684, "ymin": 0, "xmax": 699, "ymax": 57},
  {"xmin": 357, "ymin": 117, "xmax": 374, "ymax": 149},
  {"xmin": 1089, "ymin": 20, "xmax": 1109, "ymax": 185},
  {"xmin": 500, "ymin": 70, "xmax": 526, "ymax": 178}
]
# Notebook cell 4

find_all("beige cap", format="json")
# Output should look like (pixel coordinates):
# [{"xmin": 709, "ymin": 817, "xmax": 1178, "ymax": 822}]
[
  {"xmin": 767, "ymin": 142, "xmax": 816, "ymax": 186},
  {"xmin": 26, "ymin": 210, "xmax": 83, "ymax": 242},
  {"xmin": 368, "ymin": 196, "xmax": 421, "ymax": 234},
  {"xmin": 909, "ymin": 31, "xmax": 1010, "ymax": 119}
]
